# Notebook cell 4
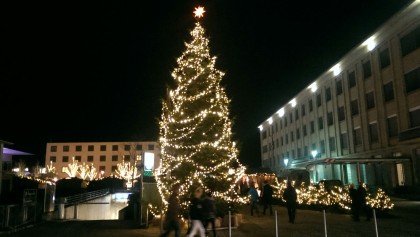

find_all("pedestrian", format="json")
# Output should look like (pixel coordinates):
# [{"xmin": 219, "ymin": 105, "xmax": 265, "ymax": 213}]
[
  {"xmin": 261, "ymin": 180, "xmax": 273, "ymax": 215},
  {"xmin": 283, "ymin": 180, "xmax": 297, "ymax": 223},
  {"xmin": 349, "ymin": 184, "xmax": 361, "ymax": 221},
  {"xmin": 248, "ymin": 183, "xmax": 260, "ymax": 216},
  {"xmin": 187, "ymin": 187, "xmax": 206, "ymax": 237},
  {"xmin": 358, "ymin": 183, "xmax": 372, "ymax": 221},
  {"xmin": 202, "ymin": 191, "xmax": 217, "ymax": 237},
  {"xmin": 160, "ymin": 184, "xmax": 181, "ymax": 237}
]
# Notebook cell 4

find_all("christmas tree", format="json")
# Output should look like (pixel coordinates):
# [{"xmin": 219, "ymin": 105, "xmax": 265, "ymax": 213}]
[{"xmin": 156, "ymin": 6, "xmax": 246, "ymax": 216}]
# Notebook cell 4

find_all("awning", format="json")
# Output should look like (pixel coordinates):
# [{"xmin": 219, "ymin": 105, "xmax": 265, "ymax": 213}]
[
  {"xmin": 292, "ymin": 157, "xmax": 411, "ymax": 168},
  {"xmin": 2, "ymin": 148, "xmax": 33, "ymax": 156}
]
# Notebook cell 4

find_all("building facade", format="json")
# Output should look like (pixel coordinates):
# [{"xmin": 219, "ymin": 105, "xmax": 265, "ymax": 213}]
[
  {"xmin": 259, "ymin": 1, "xmax": 420, "ymax": 193},
  {"xmin": 45, "ymin": 141, "xmax": 160, "ymax": 179}
]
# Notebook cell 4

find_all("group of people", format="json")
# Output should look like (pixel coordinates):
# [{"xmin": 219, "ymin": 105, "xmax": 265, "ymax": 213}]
[
  {"xmin": 160, "ymin": 184, "xmax": 217, "ymax": 237},
  {"xmin": 349, "ymin": 183, "xmax": 372, "ymax": 222},
  {"xmin": 248, "ymin": 180, "xmax": 298, "ymax": 224}
]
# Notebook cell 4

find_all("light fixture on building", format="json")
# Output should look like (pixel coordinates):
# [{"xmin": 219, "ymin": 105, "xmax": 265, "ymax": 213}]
[{"xmin": 311, "ymin": 150, "xmax": 318, "ymax": 159}]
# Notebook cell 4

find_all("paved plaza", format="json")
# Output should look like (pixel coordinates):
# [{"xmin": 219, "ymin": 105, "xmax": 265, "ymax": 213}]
[{"xmin": 2, "ymin": 198, "xmax": 420, "ymax": 237}]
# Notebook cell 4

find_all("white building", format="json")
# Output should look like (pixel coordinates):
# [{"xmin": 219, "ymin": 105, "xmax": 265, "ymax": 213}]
[
  {"xmin": 45, "ymin": 141, "xmax": 160, "ymax": 179},
  {"xmin": 259, "ymin": 1, "xmax": 420, "ymax": 192}
]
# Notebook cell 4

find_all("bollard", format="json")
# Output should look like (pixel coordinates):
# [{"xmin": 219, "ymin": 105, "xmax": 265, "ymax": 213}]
[
  {"xmin": 275, "ymin": 210, "xmax": 278, "ymax": 237},
  {"xmin": 323, "ymin": 209, "xmax": 327, "ymax": 237},
  {"xmin": 373, "ymin": 209, "xmax": 378, "ymax": 237},
  {"xmin": 57, "ymin": 197, "xmax": 66, "ymax": 220}
]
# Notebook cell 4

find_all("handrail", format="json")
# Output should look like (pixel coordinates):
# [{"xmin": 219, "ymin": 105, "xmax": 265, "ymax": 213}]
[{"xmin": 63, "ymin": 188, "xmax": 110, "ymax": 206}]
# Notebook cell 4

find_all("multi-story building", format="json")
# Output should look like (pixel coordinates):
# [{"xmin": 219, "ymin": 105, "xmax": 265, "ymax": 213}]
[
  {"xmin": 45, "ymin": 141, "xmax": 160, "ymax": 179},
  {"xmin": 259, "ymin": 1, "xmax": 420, "ymax": 192}
]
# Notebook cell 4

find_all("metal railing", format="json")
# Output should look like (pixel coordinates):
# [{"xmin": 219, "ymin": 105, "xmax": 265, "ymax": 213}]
[{"xmin": 63, "ymin": 188, "xmax": 110, "ymax": 206}]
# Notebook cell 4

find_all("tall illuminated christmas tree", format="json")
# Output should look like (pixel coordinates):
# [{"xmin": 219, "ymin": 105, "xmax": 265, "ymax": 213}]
[{"xmin": 157, "ymin": 6, "xmax": 246, "ymax": 216}]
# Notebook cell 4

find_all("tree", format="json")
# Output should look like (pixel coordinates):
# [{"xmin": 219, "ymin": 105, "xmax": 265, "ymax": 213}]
[{"xmin": 156, "ymin": 7, "xmax": 246, "ymax": 216}]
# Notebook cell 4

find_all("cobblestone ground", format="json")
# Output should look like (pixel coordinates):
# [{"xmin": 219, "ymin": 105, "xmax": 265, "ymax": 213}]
[{"xmin": 3, "ymin": 199, "xmax": 420, "ymax": 237}]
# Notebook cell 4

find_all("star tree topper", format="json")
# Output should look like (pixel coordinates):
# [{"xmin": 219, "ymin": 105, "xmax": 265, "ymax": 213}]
[{"xmin": 193, "ymin": 6, "xmax": 205, "ymax": 18}]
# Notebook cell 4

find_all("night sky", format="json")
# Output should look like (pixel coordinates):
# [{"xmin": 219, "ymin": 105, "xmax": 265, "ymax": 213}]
[{"xmin": 1, "ymin": 0, "xmax": 413, "ymax": 167}]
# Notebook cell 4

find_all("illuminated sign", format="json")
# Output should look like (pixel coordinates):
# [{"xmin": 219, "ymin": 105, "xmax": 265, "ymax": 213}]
[{"xmin": 144, "ymin": 152, "xmax": 154, "ymax": 172}]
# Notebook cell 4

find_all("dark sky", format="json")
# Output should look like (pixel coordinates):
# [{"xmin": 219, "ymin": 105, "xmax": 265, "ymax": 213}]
[{"xmin": 1, "ymin": 0, "xmax": 413, "ymax": 167}]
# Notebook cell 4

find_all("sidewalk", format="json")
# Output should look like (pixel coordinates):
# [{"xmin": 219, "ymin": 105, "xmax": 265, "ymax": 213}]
[{"xmin": 3, "ymin": 201, "xmax": 420, "ymax": 237}]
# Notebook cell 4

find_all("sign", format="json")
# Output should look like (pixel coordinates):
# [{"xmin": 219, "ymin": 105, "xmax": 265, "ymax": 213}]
[{"xmin": 144, "ymin": 152, "xmax": 154, "ymax": 172}]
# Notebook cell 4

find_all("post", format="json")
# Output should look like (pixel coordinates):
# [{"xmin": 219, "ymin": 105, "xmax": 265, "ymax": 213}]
[
  {"xmin": 57, "ymin": 197, "xmax": 66, "ymax": 220},
  {"xmin": 229, "ymin": 210, "xmax": 232, "ymax": 237},
  {"xmin": 275, "ymin": 210, "xmax": 278, "ymax": 237},
  {"xmin": 373, "ymin": 209, "xmax": 378, "ymax": 237},
  {"xmin": 323, "ymin": 209, "xmax": 327, "ymax": 237}
]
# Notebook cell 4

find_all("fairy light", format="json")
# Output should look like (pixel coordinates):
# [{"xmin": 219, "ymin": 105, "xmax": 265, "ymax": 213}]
[{"xmin": 155, "ymin": 8, "xmax": 246, "ymax": 217}]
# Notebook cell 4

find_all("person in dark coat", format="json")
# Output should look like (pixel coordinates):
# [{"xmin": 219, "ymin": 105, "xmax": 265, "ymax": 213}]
[
  {"xmin": 358, "ymin": 183, "xmax": 372, "ymax": 221},
  {"xmin": 349, "ymin": 184, "xmax": 361, "ymax": 221},
  {"xmin": 261, "ymin": 180, "xmax": 274, "ymax": 215},
  {"xmin": 283, "ymin": 180, "xmax": 297, "ymax": 223},
  {"xmin": 202, "ymin": 191, "xmax": 217, "ymax": 237},
  {"xmin": 160, "ymin": 184, "xmax": 181, "ymax": 237},
  {"xmin": 187, "ymin": 187, "xmax": 206, "ymax": 237}
]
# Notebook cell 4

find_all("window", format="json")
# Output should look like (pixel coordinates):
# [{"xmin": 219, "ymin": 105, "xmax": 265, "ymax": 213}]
[
  {"xmin": 63, "ymin": 156, "xmax": 69, "ymax": 162},
  {"xmin": 366, "ymin": 91, "xmax": 375, "ymax": 109},
  {"xmin": 280, "ymin": 137, "xmax": 283, "ymax": 146},
  {"xmin": 304, "ymin": 146, "xmax": 308, "ymax": 157},
  {"xmin": 327, "ymin": 112, "xmax": 333, "ymax": 126},
  {"xmin": 124, "ymin": 155, "xmax": 130, "ymax": 161},
  {"xmin": 380, "ymin": 48, "xmax": 391, "ymax": 69},
  {"xmin": 148, "ymin": 144, "xmax": 155, "ymax": 150},
  {"xmin": 112, "ymin": 166, "xmax": 118, "ymax": 172},
  {"xmin": 262, "ymin": 131, "xmax": 267, "ymax": 139},
  {"xmin": 348, "ymin": 71, "xmax": 356, "ymax": 88},
  {"xmin": 275, "ymin": 122, "xmax": 278, "ymax": 132},
  {"xmin": 318, "ymin": 117, "xmax": 324, "ymax": 130},
  {"xmin": 363, "ymin": 60, "xmax": 372, "ymax": 79},
  {"xmin": 329, "ymin": 137, "xmax": 336, "ymax": 151},
  {"xmin": 405, "ymin": 67, "xmax": 420, "ymax": 93},
  {"xmin": 369, "ymin": 123, "xmax": 379, "ymax": 143},
  {"xmin": 297, "ymin": 148, "xmax": 302, "ymax": 158},
  {"xmin": 383, "ymin": 82, "xmax": 394, "ymax": 102},
  {"xmin": 289, "ymin": 113, "xmax": 293, "ymax": 124},
  {"xmin": 88, "ymin": 145, "xmax": 94, "ymax": 151},
  {"xmin": 112, "ymin": 155, "xmax": 118, "ymax": 161},
  {"xmin": 124, "ymin": 145, "xmax": 130, "ymax": 151},
  {"xmin": 295, "ymin": 109, "xmax": 299, "ymax": 120},
  {"xmin": 340, "ymin": 133, "xmax": 348, "ymax": 149},
  {"xmin": 338, "ymin": 106, "xmax": 345, "ymax": 121},
  {"xmin": 285, "ymin": 134, "xmax": 289, "ymax": 144},
  {"xmin": 262, "ymin": 145, "xmax": 268, "ymax": 153},
  {"xmin": 76, "ymin": 145, "xmax": 82, "ymax": 152},
  {"xmin": 409, "ymin": 108, "xmax": 420, "ymax": 128},
  {"xmin": 351, "ymin": 99, "xmax": 359, "ymax": 116},
  {"xmin": 320, "ymin": 140, "xmax": 325, "ymax": 154},
  {"xmin": 325, "ymin": 87, "xmax": 332, "ymax": 102},
  {"xmin": 353, "ymin": 128, "xmax": 362, "ymax": 146},
  {"xmin": 87, "ymin": 156, "xmax": 94, "ymax": 162},
  {"xmin": 100, "ymin": 145, "xmax": 106, "ymax": 151},
  {"xmin": 309, "ymin": 99, "xmax": 313, "ymax": 112},
  {"xmin": 316, "ymin": 94, "xmax": 322, "ymax": 107},
  {"xmin": 75, "ymin": 156, "xmax": 81, "ymax": 162},
  {"xmin": 63, "ymin": 146, "xmax": 69, "ymax": 152},
  {"xmin": 310, "ymin": 121, "xmax": 315, "ymax": 134},
  {"xmin": 50, "ymin": 156, "xmax": 56, "ymax": 162},
  {"xmin": 99, "ymin": 166, "xmax": 106, "ymax": 172},
  {"xmin": 50, "ymin": 146, "xmax": 57, "ymax": 152},
  {"xmin": 336, "ymin": 79, "xmax": 343, "ymax": 95},
  {"xmin": 400, "ymin": 26, "xmax": 420, "ymax": 57},
  {"xmin": 112, "ymin": 145, "xmax": 118, "ymax": 151},
  {"xmin": 301, "ymin": 104, "xmax": 306, "ymax": 116},
  {"xmin": 387, "ymin": 116, "xmax": 398, "ymax": 137},
  {"xmin": 291, "ymin": 132, "xmax": 294, "ymax": 142},
  {"xmin": 100, "ymin": 155, "xmax": 106, "ymax": 162},
  {"xmin": 303, "ymin": 125, "xmax": 307, "ymax": 136}
]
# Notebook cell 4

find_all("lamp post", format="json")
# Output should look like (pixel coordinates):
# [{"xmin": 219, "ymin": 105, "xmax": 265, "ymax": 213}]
[
  {"xmin": 283, "ymin": 158, "xmax": 289, "ymax": 167},
  {"xmin": 311, "ymin": 150, "xmax": 318, "ymax": 159}
]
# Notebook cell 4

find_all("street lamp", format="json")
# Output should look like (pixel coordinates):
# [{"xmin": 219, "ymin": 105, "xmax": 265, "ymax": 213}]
[
  {"xmin": 311, "ymin": 150, "xmax": 318, "ymax": 159},
  {"xmin": 284, "ymin": 158, "xmax": 289, "ymax": 167}
]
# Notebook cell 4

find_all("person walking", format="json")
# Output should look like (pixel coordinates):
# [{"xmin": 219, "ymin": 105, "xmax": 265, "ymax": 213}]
[
  {"xmin": 261, "ymin": 180, "xmax": 273, "ymax": 215},
  {"xmin": 202, "ymin": 191, "xmax": 217, "ymax": 237},
  {"xmin": 358, "ymin": 183, "xmax": 372, "ymax": 221},
  {"xmin": 248, "ymin": 183, "xmax": 260, "ymax": 216},
  {"xmin": 187, "ymin": 187, "xmax": 206, "ymax": 237},
  {"xmin": 349, "ymin": 184, "xmax": 361, "ymax": 221},
  {"xmin": 283, "ymin": 180, "xmax": 297, "ymax": 223},
  {"xmin": 160, "ymin": 184, "xmax": 181, "ymax": 237}
]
